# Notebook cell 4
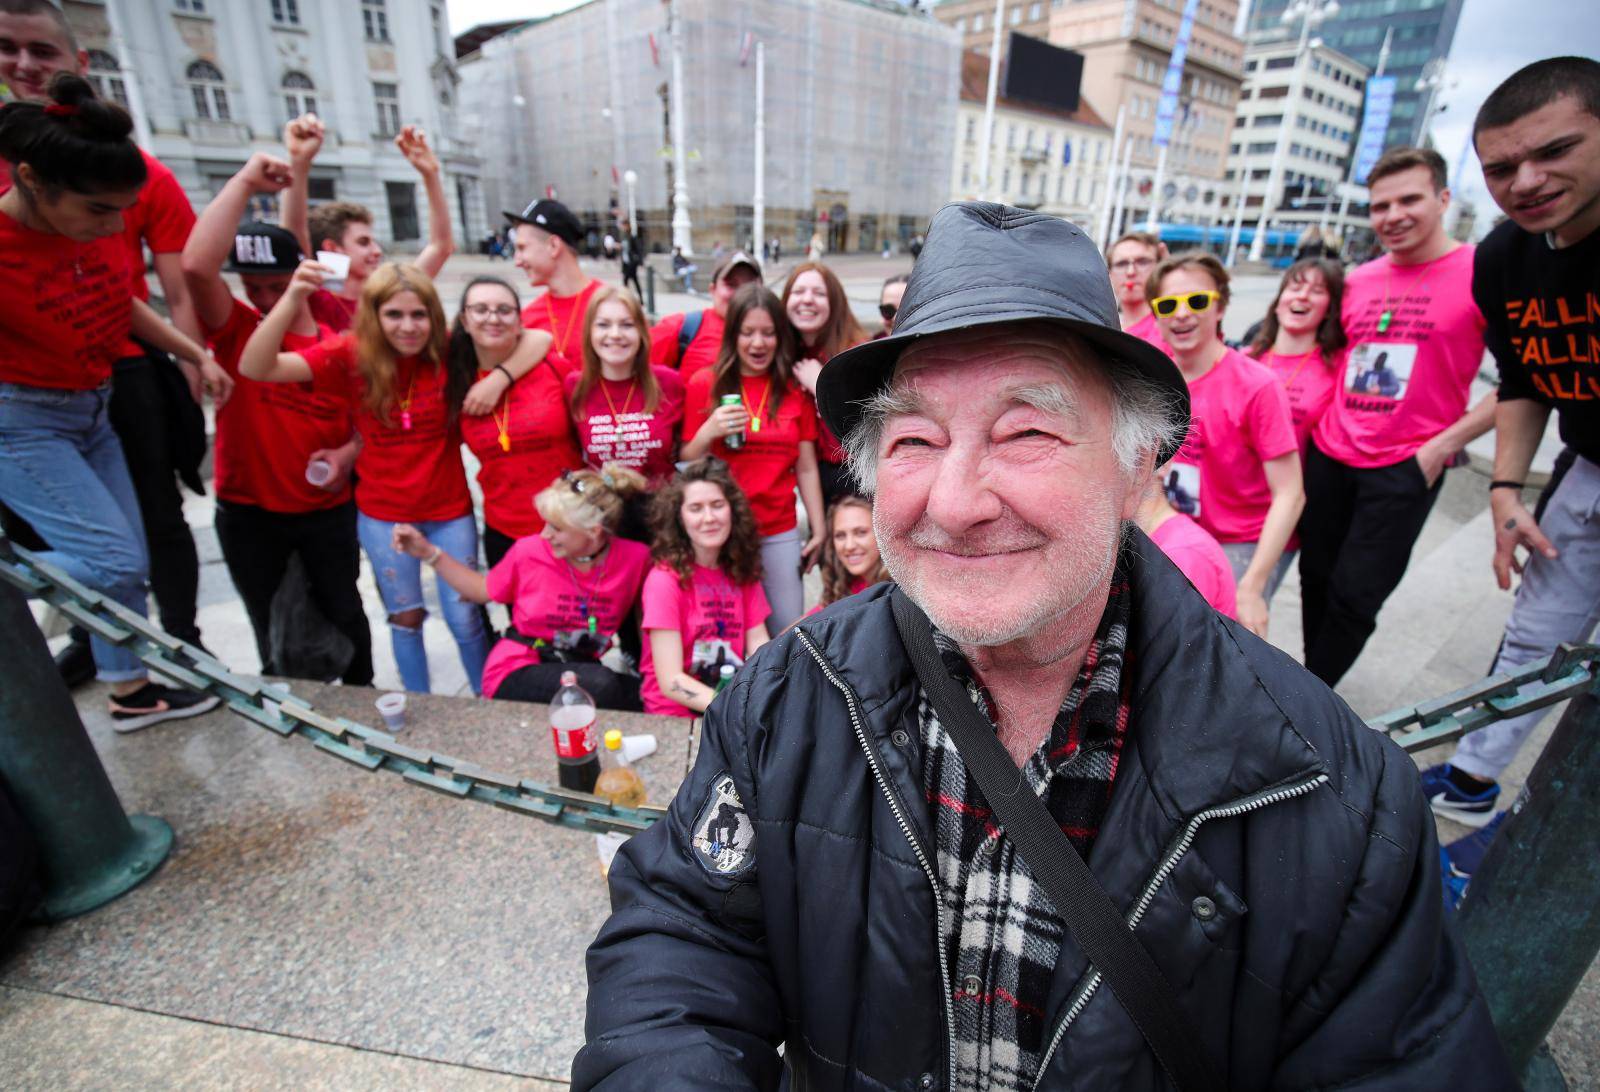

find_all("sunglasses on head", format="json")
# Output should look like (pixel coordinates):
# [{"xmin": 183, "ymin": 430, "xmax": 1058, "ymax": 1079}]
[
  {"xmin": 1150, "ymin": 290, "xmax": 1221, "ymax": 317},
  {"xmin": 878, "ymin": 303, "xmax": 897, "ymax": 321}
]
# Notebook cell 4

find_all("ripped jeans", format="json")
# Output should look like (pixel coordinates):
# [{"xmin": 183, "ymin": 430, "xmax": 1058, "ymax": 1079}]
[{"xmin": 356, "ymin": 512, "xmax": 489, "ymax": 695}]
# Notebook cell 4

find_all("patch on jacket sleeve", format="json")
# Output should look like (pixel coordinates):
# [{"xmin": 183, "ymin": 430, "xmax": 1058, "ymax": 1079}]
[{"xmin": 691, "ymin": 772, "xmax": 756, "ymax": 877}]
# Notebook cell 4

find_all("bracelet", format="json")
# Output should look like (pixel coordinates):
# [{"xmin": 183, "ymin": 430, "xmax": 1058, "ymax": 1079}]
[
  {"xmin": 425, "ymin": 545, "xmax": 444, "ymax": 567},
  {"xmin": 493, "ymin": 363, "xmax": 514, "ymax": 385},
  {"xmin": 1489, "ymin": 480, "xmax": 1525, "ymax": 491}
]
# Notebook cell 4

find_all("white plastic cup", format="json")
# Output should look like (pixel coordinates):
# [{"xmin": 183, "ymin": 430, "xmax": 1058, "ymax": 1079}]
[
  {"xmin": 375, "ymin": 692, "xmax": 407, "ymax": 733},
  {"xmin": 619, "ymin": 733, "xmax": 657, "ymax": 764},
  {"xmin": 305, "ymin": 458, "xmax": 334, "ymax": 487},
  {"xmin": 315, "ymin": 249, "xmax": 351, "ymax": 294}
]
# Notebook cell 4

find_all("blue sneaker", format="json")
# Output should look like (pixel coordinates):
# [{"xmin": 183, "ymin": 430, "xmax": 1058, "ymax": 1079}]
[
  {"xmin": 1445, "ymin": 811, "xmax": 1507, "ymax": 878},
  {"xmin": 1418, "ymin": 763, "xmax": 1500, "ymax": 827},
  {"xmin": 1439, "ymin": 848, "xmax": 1470, "ymax": 913}
]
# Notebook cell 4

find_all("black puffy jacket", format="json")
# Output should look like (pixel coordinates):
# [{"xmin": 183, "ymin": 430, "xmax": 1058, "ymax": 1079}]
[{"xmin": 576, "ymin": 531, "xmax": 1512, "ymax": 1091}]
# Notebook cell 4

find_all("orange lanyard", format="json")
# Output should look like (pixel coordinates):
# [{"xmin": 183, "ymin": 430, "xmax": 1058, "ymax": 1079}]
[
  {"xmin": 1273, "ymin": 349, "xmax": 1317, "ymax": 391},
  {"xmin": 484, "ymin": 373, "xmax": 512, "ymax": 452},
  {"xmin": 546, "ymin": 292, "xmax": 583, "ymax": 357},
  {"xmin": 398, "ymin": 369, "xmax": 418, "ymax": 430},
  {"xmin": 742, "ymin": 376, "xmax": 773, "ymax": 431},
  {"xmin": 601, "ymin": 378, "xmax": 637, "ymax": 426}
]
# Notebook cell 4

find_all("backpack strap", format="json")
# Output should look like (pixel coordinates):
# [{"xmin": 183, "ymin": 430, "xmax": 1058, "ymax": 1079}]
[{"xmin": 677, "ymin": 309, "xmax": 706, "ymax": 367}]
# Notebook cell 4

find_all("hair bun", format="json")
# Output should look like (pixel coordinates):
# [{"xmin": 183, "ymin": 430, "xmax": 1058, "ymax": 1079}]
[{"xmin": 47, "ymin": 71, "xmax": 134, "ymax": 142}]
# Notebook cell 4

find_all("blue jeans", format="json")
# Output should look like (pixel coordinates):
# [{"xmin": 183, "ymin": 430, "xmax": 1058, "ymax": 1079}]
[
  {"xmin": 0, "ymin": 382, "xmax": 150, "ymax": 681},
  {"xmin": 356, "ymin": 512, "xmax": 489, "ymax": 695}
]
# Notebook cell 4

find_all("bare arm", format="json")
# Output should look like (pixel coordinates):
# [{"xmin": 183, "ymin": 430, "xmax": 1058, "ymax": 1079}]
[
  {"xmin": 1416, "ymin": 391, "xmax": 1498, "ymax": 485},
  {"xmin": 397, "ymin": 126, "xmax": 454, "ymax": 278},
  {"xmin": 1235, "ymin": 451, "xmax": 1305, "ymax": 639},
  {"xmin": 182, "ymin": 153, "xmax": 304, "ymax": 332},
  {"xmin": 1489, "ymin": 398, "xmax": 1558, "ymax": 590},
  {"xmin": 649, "ymin": 628, "xmax": 717, "ymax": 713},
  {"xmin": 461, "ymin": 329, "xmax": 555, "ymax": 415},
  {"xmin": 391, "ymin": 524, "xmax": 491, "ymax": 602},
  {"xmin": 682, "ymin": 401, "xmax": 749, "ymax": 460},
  {"xmin": 239, "ymin": 261, "xmax": 326, "ymax": 383},
  {"xmin": 282, "ymin": 114, "xmax": 324, "ymax": 258},
  {"xmin": 796, "ymin": 440, "xmax": 826, "ymax": 569},
  {"xmin": 743, "ymin": 622, "xmax": 769, "ymax": 658},
  {"xmin": 130, "ymin": 296, "xmax": 207, "ymax": 365},
  {"xmin": 151, "ymin": 252, "xmax": 201, "ymax": 345}
]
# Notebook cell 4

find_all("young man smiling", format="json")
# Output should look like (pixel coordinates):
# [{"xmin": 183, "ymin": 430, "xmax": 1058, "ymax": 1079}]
[
  {"xmin": 1421, "ymin": 57, "xmax": 1600, "ymax": 827},
  {"xmin": 1298, "ymin": 146, "xmax": 1497, "ymax": 686}
]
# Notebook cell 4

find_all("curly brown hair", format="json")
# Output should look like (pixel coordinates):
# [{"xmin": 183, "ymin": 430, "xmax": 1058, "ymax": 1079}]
[
  {"xmin": 648, "ymin": 458, "xmax": 764, "ymax": 588},
  {"xmin": 819, "ymin": 494, "xmax": 888, "ymax": 606}
]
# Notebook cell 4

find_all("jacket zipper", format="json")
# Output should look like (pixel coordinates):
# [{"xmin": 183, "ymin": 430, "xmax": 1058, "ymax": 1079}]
[
  {"xmin": 795, "ymin": 628, "xmax": 958, "ymax": 1090},
  {"xmin": 1031, "ymin": 773, "xmax": 1330, "ymax": 1090}
]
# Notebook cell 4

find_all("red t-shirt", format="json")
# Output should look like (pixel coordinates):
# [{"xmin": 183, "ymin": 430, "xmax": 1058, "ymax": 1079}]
[
  {"xmin": 308, "ymin": 290, "xmax": 358, "ymax": 334},
  {"xmin": 0, "ymin": 209, "xmax": 132, "ymax": 389},
  {"xmin": 684, "ymin": 369, "xmax": 818, "ymax": 536},
  {"xmin": 459, "ymin": 360, "xmax": 582, "ymax": 537},
  {"xmin": 1168, "ymin": 348, "xmax": 1298, "ymax": 544},
  {"xmin": 521, "ymin": 278, "xmax": 603, "ymax": 373},
  {"xmin": 649, "ymin": 308, "xmax": 724, "ymax": 378},
  {"xmin": 1312, "ymin": 246, "xmax": 1486, "ymax": 468},
  {"xmin": 564, "ymin": 366, "xmax": 685, "ymax": 485},
  {"xmin": 1254, "ymin": 347, "xmax": 1342, "ymax": 458},
  {"xmin": 639, "ymin": 562, "xmax": 770, "ymax": 717},
  {"xmin": 481, "ymin": 535, "xmax": 651, "ymax": 699},
  {"xmin": 799, "ymin": 344, "xmax": 853, "ymax": 464},
  {"xmin": 205, "ymin": 298, "xmax": 351, "ymax": 513},
  {"xmin": 1150, "ymin": 514, "xmax": 1237, "ymax": 620},
  {"xmin": 298, "ymin": 333, "xmax": 470, "ymax": 522}
]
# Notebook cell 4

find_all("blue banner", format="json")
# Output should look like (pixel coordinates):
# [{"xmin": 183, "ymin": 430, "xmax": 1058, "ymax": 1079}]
[
  {"xmin": 1152, "ymin": 0, "xmax": 1200, "ymax": 148},
  {"xmin": 1353, "ymin": 75, "xmax": 1398, "ymax": 184}
]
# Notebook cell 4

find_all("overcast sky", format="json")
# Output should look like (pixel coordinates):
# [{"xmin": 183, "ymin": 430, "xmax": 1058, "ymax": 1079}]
[{"xmin": 446, "ymin": 0, "xmax": 1597, "ymax": 228}]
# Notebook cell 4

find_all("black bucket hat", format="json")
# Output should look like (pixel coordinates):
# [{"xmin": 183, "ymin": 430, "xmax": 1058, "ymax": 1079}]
[{"xmin": 815, "ymin": 202, "xmax": 1189, "ymax": 463}]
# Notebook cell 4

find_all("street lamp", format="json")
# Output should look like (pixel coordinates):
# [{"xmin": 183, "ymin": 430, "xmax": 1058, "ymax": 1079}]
[
  {"xmin": 623, "ymin": 169, "xmax": 639, "ymax": 243},
  {"xmin": 1415, "ymin": 60, "xmax": 1457, "ymax": 148},
  {"xmin": 1248, "ymin": 0, "xmax": 1339, "ymax": 262}
]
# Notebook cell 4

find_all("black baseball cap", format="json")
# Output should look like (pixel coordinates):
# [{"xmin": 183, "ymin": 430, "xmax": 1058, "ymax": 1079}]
[
  {"xmin": 504, "ymin": 198, "xmax": 583, "ymax": 249},
  {"xmin": 225, "ymin": 221, "xmax": 302, "ymax": 275},
  {"xmin": 815, "ymin": 202, "xmax": 1190, "ymax": 463}
]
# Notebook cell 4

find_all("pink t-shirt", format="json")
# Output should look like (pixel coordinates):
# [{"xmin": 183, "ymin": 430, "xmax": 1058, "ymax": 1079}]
[
  {"xmin": 563, "ymin": 366, "xmax": 685, "ymax": 485},
  {"xmin": 639, "ymin": 562, "xmax": 770, "ymax": 717},
  {"xmin": 1254, "ymin": 347, "xmax": 1343, "ymax": 457},
  {"xmin": 1125, "ymin": 311, "xmax": 1173, "ymax": 356},
  {"xmin": 480, "ymin": 535, "xmax": 651, "ymax": 699},
  {"xmin": 1150, "ymin": 515, "xmax": 1237, "ymax": 619},
  {"xmin": 1167, "ymin": 347, "xmax": 1298, "ymax": 544},
  {"xmin": 1312, "ymin": 246, "xmax": 1486, "ymax": 469}
]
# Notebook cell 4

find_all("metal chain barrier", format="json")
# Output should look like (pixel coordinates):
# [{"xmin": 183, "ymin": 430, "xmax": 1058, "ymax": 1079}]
[
  {"xmin": 4, "ymin": 535, "xmax": 1597, "ymax": 829},
  {"xmin": 0, "ymin": 538, "xmax": 667, "ymax": 837}
]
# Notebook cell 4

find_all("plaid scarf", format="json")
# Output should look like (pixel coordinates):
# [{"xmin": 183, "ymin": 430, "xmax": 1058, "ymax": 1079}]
[{"xmin": 920, "ymin": 554, "xmax": 1133, "ymax": 1091}]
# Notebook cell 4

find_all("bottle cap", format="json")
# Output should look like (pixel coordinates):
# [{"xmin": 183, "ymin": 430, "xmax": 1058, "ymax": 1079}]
[
  {"xmin": 720, "ymin": 664, "xmax": 735, "ymax": 677},
  {"xmin": 604, "ymin": 728, "xmax": 623, "ymax": 750},
  {"xmin": 560, "ymin": 670, "xmax": 577, "ymax": 686}
]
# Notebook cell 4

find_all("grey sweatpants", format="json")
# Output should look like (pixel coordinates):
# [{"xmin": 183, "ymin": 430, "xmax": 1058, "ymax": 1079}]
[
  {"xmin": 1453, "ymin": 452, "xmax": 1600, "ymax": 782},
  {"xmin": 759, "ymin": 528, "xmax": 805, "ymax": 634}
]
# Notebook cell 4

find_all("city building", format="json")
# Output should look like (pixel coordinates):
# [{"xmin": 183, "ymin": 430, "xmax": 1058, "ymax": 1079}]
[
  {"xmin": 935, "ymin": 0, "xmax": 1054, "ymax": 52},
  {"xmin": 1225, "ymin": 37, "xmax": 1370, "ymax": 248},
  {"xmin": 950, "ymin": 50, "xmax": 1113, "ymax": 228},
  {"xmin": 1043, "ymin": 0, "xmax": 1246, "ymax": 230},
  {"xmin": 57, "ymin": 0, "xmax": 486, "ymax": 249},
  {"xmin": 457, "ymin": 0, "xmax": 961, "ymax": 257},
  {"xmin": 1244, "ymin": 0, "xmax": 1466, "ymax": 148}
]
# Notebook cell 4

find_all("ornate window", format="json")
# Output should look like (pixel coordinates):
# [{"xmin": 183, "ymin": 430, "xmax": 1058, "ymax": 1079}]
[
  {"xmin": 186, "ymin": 60, "xmax": 230, "ymax": 121},
  {"xmin": 87, "ymin": 50, "xmax": 128, "ymax": 109},
  {"xmin": 271, "ymin": 0, "xmax": 301, "ymax": 25},
  {"xmin": 282, "ymin": 71, "xmax": 316, "ymax": 122},
  {"xmin": 372, "ymin": 81, "xmax": 400, "ymax": 137},
  {"xmin": 362, "ymin": 0, "xmax": 390, "ymax": 43}
]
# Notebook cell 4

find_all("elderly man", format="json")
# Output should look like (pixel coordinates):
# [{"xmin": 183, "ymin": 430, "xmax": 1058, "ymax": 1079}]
[{"xmin": 576, "ymin": 204, "xmax": 1508, "ymax": 1091}]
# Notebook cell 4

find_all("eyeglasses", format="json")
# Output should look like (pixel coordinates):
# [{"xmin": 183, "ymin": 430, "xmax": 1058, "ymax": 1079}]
[
  {"xmin": 465, "ymin": 304, "xmax": 519, "ymax": 319},
  {"xmin": 673, "ymin": 456, "xmax": 729, "ymax": 475},
  {"xmin": 1109, "ymin": 257, "xmax": 1156, "ymax": 274},
  {"xmin": 1150, "ymin": 290, "xmax": 1221, "ymax": 317},
  {"xmin": 878, "ymin": 303, "xmax": 897, "ymax": 321},
  {"xmin": 561, "ymin": 469, "xmax": 590, "ymax": 494}
]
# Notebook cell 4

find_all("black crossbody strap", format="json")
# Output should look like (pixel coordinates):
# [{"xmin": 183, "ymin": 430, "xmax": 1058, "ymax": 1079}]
[{"xmin": 891, "ymin": 589, "xmax": 1223, "ymax": 1092}]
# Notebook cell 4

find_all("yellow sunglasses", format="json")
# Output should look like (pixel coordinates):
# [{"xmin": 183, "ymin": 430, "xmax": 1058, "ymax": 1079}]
[{"xmin": 1150, "ymin": 290, "xmax": 1221, "ymax": 317}]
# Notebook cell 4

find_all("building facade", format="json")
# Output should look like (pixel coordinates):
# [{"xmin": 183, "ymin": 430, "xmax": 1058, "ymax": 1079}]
[
  {"xmin": 935, "ymin": 0, "xmax": 1054, "ymax": 52},
  {"xmin": 1225, "ymin": 38, "xmax": 1370, "ymax": 248},
  {"xmin": 950, "ymin": 51, "xmax": 1112, "ymax": 228},
  {"xmin": 457, "ymin": 0, "xmax": 961, "ymax": 257},
  {"xmin": 1048, "ymin": 0, "xmax": 1245, "ymax": 226},
  {"xmin": 1245, "ymin": 0, "xmax": 1465, "ymax": 148},
  {"xmin": 60, "ymin": 0, "xmax": 486, "ymax": 249}
]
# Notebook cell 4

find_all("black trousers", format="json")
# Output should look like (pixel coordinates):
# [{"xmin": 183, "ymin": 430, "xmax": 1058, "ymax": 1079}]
[
  {"xmin": 484, "ymin": 523, "xmax": 517, "ymax": 569},
  {"xmin": 493, "ymin": 660, "xmax": 643, "ymax": 711},
  {"xmin": 109, "ymin": 354, "xmax": 203, "ymax": 644},
  {"xmin": 1299, "ymin": 440, "xmax": 1443, "ymax": 686},
  {"xmin": 213, "ymin": 499, "xmax": 374, "ymax": 685}
]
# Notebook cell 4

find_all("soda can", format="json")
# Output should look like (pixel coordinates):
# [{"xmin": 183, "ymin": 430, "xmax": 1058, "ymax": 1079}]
[{"xmin": 720, "ymin": 393, "xmax": 746, "ymax": 450}]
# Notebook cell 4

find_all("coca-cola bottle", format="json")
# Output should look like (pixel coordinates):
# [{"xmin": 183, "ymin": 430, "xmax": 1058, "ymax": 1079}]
[{"xmin": 548, "ymin": 671, "xmax": 600, "ymax": 792}]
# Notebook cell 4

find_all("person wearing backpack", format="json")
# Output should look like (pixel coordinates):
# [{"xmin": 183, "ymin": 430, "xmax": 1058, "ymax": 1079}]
[{"xmin": 649, "ymin": 251, "xmax": 762, "ymax": 380}]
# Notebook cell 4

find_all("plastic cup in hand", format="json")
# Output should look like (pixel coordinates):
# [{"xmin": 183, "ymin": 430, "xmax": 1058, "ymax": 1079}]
[
  {"xmin": 305, "ymin": 458, "xmax": 334, "ymax": 487},
  {"xmin": 316, "ymin": 249, "xmax": 351, "ymax": 294},
  {"xmin": 375, "ymin": 692, "xmax": 407, "ymax": 733}
]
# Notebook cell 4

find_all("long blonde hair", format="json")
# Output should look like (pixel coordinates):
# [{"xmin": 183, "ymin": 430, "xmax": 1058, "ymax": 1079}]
[
  {"xmin": 820, "ymin": 495, "xmax": 888, "ymax": 605},
  {"xmin": 571, "ymin": 285, "xmax": 660, "ymax": 419},
  {"xmin": 352, "ymin": 263, "xmax": 449, "ymax": 424}
]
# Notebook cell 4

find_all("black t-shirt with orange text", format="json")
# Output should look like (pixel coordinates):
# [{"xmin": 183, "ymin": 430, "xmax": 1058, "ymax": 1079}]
[{"xmin": 1474, "ymin": 219, "xmax": 1600, "ymax": 465}]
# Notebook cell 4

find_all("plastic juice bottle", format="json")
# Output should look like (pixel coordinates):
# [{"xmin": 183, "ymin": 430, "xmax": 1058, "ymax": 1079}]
[
  {"xmin": 549, "ymin": 671, "xmax": 600, "ymax": 792},
  {"xmin": 594, "ymin": 729, "xmax": 647, "ymax": 808}
]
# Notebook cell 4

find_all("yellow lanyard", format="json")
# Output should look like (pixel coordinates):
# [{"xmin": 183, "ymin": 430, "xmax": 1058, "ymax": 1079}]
[{"xmin": 743, "ymin": 376, "xmax": 772, "ymax": 432}]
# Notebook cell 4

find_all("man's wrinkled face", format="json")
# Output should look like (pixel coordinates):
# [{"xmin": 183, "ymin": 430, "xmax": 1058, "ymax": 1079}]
[
  {"xmin": 1477, "ymin": 94, "xmax": 1600, "ymax": 238},
  {"xmin": 872, "ymin": 325, "xmax": 1142, "ymax": 647}
]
